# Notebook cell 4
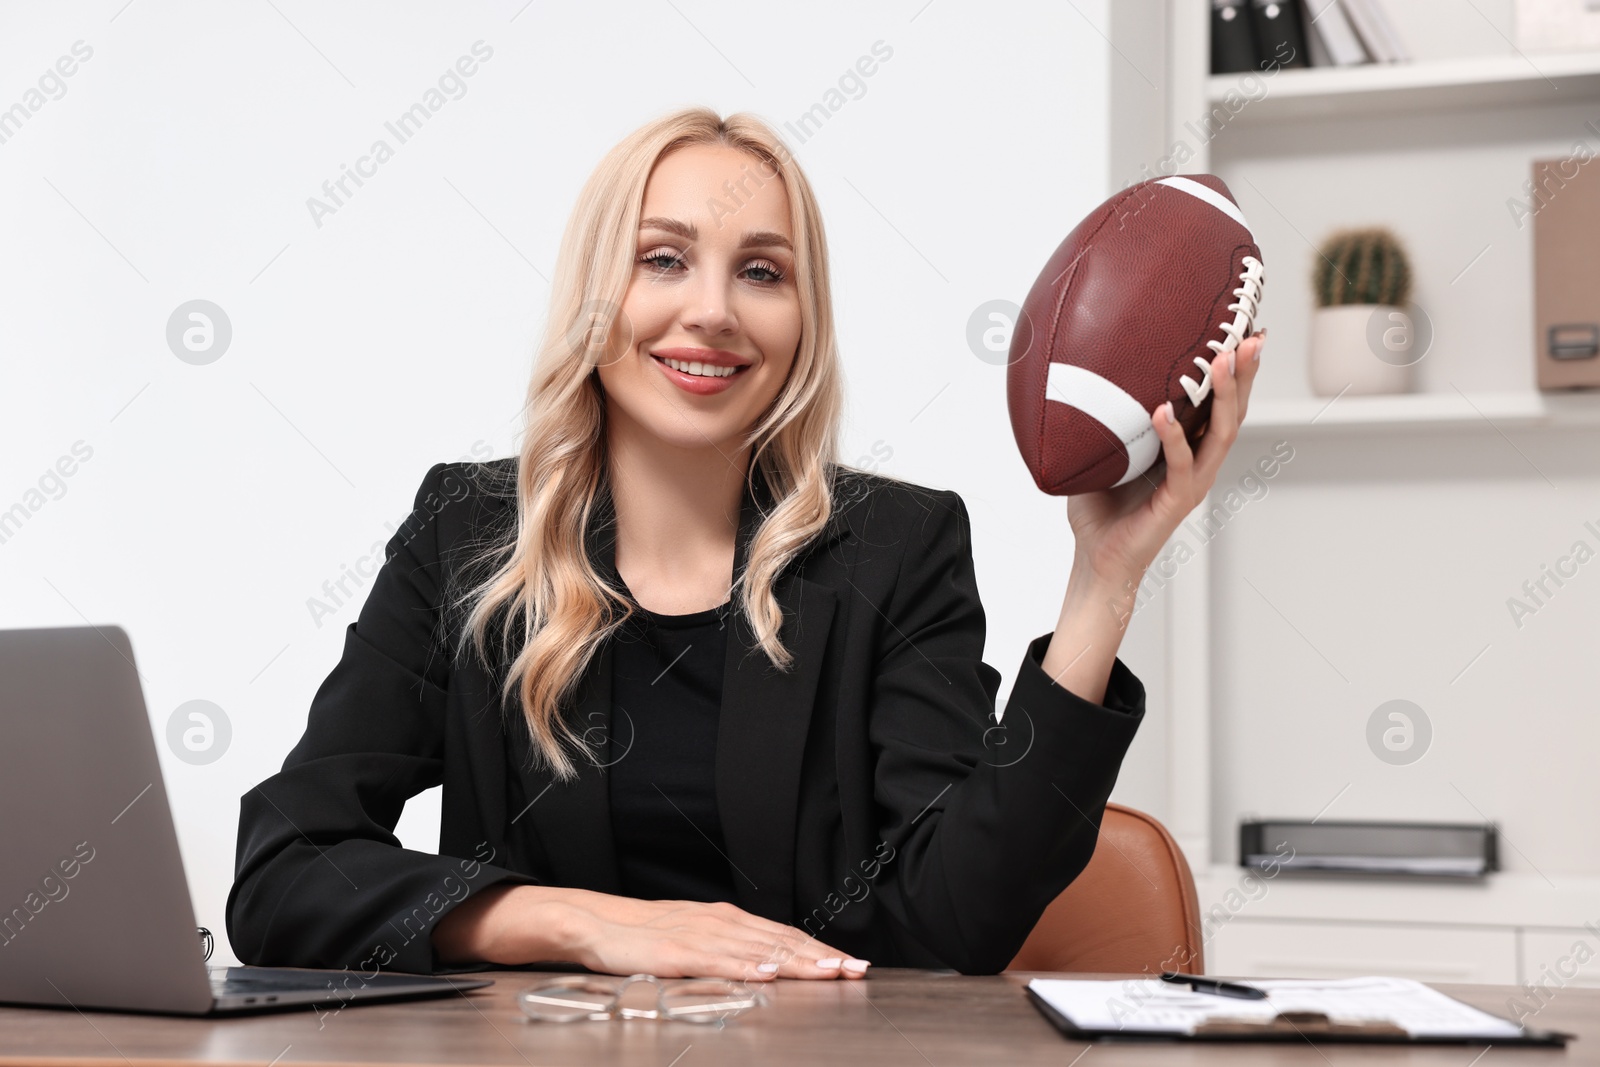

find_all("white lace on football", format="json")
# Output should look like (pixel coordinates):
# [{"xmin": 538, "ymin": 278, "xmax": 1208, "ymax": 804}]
[{"xmin": 1179, "ymin": 255, "xmax": 1265, "ymax": 407}]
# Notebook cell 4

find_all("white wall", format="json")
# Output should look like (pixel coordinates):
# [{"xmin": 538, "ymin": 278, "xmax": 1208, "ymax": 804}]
[{"xmin": 0, "ymin": 0, "xmax": 1121, "ymax": 966}]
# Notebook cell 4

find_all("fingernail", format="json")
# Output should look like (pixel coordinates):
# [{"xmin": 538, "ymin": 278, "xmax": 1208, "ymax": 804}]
[
  {"xmin": 757, "ymin": 963, "xmax": 779, "ymax": 974},
  {"xmin": 842, "ymin": 959, "xmax": 871, "ymax": 974},
  {"xmin": 1226, "ymin": 350, "xmax": 1236, "ymax": 376},
  {"xmin": 1163, "ymin": 400, "xmax": 1175, "ymax": 423},
  {"xmin": 815, "ymin": 958, "xmax": 842, "ymax": 969}
]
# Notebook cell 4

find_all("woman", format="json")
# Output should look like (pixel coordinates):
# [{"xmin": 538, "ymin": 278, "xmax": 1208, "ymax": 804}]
[{"xmin": 227, "ymin": 106, "xmax": 1263, "ymax": 983}]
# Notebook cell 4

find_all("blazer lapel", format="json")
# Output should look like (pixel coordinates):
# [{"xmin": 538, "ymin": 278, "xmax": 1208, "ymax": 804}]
[
  {"xmin": 456, "ymin": 484, "xmax": 524, "ymax": 875},
  {"xmin": 716, "ymin": 475, "xmax": 842, "ymax": 924},
  {"xmin": 511, "ymin": 636, "xmax": 625, "ymax": 894},
  {"xmin": 513, "ymin": 491, "xmax": 624, "ymax": 895}
]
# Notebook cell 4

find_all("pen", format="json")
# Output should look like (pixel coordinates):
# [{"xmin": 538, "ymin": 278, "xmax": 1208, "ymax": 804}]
[{"xmin": 1160, "ymin": 971, "xmax": 1268, "ymax": 1000}]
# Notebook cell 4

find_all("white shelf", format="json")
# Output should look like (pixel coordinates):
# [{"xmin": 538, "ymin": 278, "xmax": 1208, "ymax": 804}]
[
  {"xmin": 1207, "ymin": 49, "xmax": 1600, "ymax": 123},
  {"xmin": 1239, "ymin": 389, "xmax": 1600, "ymax": 433},
  {"xmin": 1194, "ymin": 865, "xmax": 1600, "ymax": 931}
]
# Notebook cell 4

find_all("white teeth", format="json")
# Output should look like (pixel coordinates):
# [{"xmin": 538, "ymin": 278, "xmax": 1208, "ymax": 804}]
[{"xmin": 661, "ymin": 357, "xmax": 739, "ymax": 378}]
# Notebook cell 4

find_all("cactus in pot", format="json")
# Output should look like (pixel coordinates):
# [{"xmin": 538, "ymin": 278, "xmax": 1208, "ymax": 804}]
[
  {"xmin": 1315, "ymin": 227, "xmax": 1413, "ymax": 309},
  {"xmin": 1308, "ymin": 226, "xmax": 1419, "ymax": 397}
]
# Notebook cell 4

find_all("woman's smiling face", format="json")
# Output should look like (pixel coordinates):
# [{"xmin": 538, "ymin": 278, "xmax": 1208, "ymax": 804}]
[{"xmin": 597, "ymin": 143, "xmax": 802, "ymax": 455}]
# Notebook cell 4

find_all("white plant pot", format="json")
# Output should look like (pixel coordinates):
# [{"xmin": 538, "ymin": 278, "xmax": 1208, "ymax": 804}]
[{"xmin": 1307, "ymin": 304, "xmax": 1416, "ymax": 397}]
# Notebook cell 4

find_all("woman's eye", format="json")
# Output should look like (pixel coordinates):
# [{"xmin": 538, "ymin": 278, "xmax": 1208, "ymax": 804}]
[
  {"xmin": 745, "ymin": 260, "xmax": 784, "ymax": 284},
  {"xmin": 639, "ymin": 250, "xmax": 684, "ymax": 272}
]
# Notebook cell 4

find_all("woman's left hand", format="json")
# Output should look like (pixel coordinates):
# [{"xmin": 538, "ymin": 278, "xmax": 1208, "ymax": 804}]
[{"xmin": 1065, "ymin": 330, "xmax": 1266, "ymax": 589}]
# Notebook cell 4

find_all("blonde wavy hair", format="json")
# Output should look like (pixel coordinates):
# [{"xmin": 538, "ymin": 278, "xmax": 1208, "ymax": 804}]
[{"xmin": 457, "ymin": 106, "xmax": 858, "ymax": 781}]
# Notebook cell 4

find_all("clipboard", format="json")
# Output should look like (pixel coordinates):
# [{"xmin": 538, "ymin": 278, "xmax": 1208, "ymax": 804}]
[{"xmin": 1024, "ymin": 979, "xmax": 1574, "ymax": 1047}]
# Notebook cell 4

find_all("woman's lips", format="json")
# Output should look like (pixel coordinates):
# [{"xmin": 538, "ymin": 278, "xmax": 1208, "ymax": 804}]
[{"xmin": 650, "ymin": 354, "xmax": 749, "ymax": 396}]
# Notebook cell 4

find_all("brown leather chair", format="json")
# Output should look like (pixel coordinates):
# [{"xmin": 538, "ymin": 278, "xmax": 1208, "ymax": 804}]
[{"xmin": 1006, "ymin": 802, "xmax": 1205, "ymax": 974}]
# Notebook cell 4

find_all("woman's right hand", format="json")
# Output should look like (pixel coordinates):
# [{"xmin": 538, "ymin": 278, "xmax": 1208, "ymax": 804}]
[{"xmin": 433, "ymin": 884, "xmax": 870, "ymax": 981}]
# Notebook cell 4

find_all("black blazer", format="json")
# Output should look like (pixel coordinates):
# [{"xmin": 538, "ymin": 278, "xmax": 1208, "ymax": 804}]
[{"xmin": 227, "ymin": 460, "xmax": 1146, "ymax": 976}]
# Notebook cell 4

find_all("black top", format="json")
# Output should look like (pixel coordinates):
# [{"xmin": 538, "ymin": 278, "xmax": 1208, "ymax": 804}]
[{"xmin": 606, "ymin": 592, "xmax": 740, "ymax": 903}]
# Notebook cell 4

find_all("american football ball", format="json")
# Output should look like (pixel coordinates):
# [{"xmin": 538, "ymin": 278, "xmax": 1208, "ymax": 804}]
[{"xmin": 1006, "ymin": 174, "xmax": 1264, "ymax": 496}]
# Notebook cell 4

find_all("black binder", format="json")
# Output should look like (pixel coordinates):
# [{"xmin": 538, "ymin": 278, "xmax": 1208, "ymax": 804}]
[
  {"xmin": 1249, "ymin": 0, "xmax": 1309, "ymax": 68},
  {"xmin": 1211, "ymin": 0, "xmax": 1260, "ymax": 74}
]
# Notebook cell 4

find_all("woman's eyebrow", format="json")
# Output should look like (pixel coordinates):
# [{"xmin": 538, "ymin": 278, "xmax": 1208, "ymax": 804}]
[{"xmin": 639, "ymin": 216, "xmax": 793, "ymax": 252}]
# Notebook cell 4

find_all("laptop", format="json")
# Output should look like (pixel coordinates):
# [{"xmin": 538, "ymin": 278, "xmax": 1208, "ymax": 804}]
[{"xmin": 0, "ymin": 625, "xmax": 492, "ymax": 1015}]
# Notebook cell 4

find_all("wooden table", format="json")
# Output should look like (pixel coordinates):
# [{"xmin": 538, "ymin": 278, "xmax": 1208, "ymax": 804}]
[{"xmin": 0, "ymin": 970, "xmax": 1588, "ymax": 1066}]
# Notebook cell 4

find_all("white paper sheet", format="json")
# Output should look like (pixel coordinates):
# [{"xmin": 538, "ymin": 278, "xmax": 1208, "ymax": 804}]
[{"xmin": 1027, "ymin": 975, "xmax": 1524, "ymax": 1039}]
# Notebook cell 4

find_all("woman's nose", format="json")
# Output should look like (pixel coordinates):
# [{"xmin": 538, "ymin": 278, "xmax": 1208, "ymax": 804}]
[{"xmin": 679, "ymin": 274, "xmax": 736, "ymax": 333}]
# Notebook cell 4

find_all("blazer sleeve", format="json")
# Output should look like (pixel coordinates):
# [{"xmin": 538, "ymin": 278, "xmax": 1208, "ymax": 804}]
[
  {"xmin": 226, "ymin": 462, "xmax": 537, "ymax": 976},
  {"xmin": 866, "ymin": 488, "xmax": 1146, "ymax": 974}
]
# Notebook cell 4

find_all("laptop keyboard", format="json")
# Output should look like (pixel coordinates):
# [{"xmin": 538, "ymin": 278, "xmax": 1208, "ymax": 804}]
[
  {"xmin": 206, "ymin": 966, "xmax": 462, "ymax": 1002},
  {"xmin": 209, "ymin": 968, "xmax": 345, "ymax": 996}
]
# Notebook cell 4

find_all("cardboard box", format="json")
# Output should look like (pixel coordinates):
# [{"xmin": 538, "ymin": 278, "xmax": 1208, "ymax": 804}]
[{"xmin": 1532, "ymin": 155, "xmax": 1600, "ymax": 390}]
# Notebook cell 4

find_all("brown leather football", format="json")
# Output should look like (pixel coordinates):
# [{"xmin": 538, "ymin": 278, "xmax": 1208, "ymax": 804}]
[{"xmin": 1006, "ymin": 174, "xmax": 1264, "ymax": 496}]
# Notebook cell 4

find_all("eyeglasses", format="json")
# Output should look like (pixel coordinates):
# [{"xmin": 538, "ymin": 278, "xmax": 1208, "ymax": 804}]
[{"xmin": 516, "ymin": 973, "xmax": 766, "ymax": 1025}]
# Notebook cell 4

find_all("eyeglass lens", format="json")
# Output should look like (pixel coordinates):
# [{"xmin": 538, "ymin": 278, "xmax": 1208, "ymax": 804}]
[{"xmin": 518, "ymin": 977, "xmax": 763, "ymax": 1024}]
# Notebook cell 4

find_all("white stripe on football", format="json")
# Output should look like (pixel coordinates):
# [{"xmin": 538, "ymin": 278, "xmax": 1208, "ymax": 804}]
[
  {"xmin": 1045, "ymin": 362, "xmax": 1161, "ymax": 487},
  {"xmin": 1155, "ymin": 175, "xmax": 1253, "ymax": 235}
]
